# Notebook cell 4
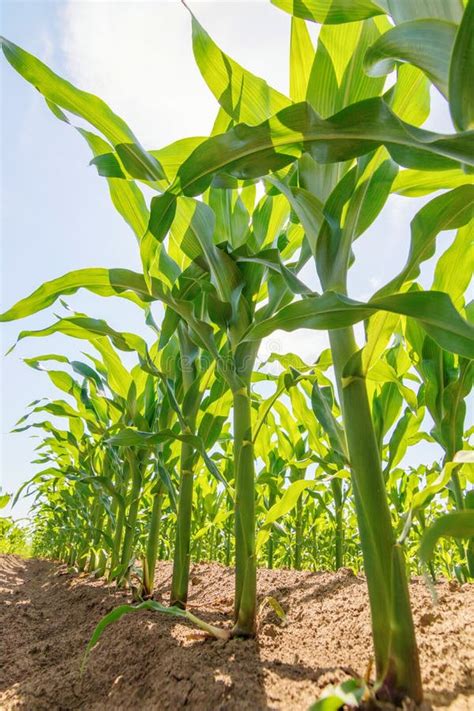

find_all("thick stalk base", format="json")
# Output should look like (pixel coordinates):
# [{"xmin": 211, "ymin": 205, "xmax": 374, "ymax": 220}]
[{"xmin": 233, "ymin": 386, "xmax": 257, "ymax": 636}]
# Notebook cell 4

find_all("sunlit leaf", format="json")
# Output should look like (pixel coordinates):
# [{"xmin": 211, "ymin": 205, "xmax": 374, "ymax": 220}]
[
  {"xmin": 190, "ymin": 11, "xmax": 290, "ymax": 124},
  {"xmin": 449, "ymin": 0, "xmax": 474, "ymax": 131},
  {"xmin": 419, "ymin": 511, "xmax": 474, "ymax": 565},
  {"xmin": 364, "ymin": 20, "xmax": 457, "ymax": 97},
  {"xmin": 245, "ymin": 290, "xmax": 474, "ymax": 359}
]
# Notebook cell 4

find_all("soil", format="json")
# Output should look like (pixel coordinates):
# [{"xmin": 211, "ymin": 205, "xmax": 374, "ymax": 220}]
[{"xmin": 1, "ymin": 555, "xmax": 472, "ymax": 710}]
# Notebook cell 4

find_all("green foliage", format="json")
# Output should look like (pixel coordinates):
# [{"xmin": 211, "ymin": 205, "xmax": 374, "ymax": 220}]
[
  {"xmin": 0, "ymin": 495, "xmax": 30, "ymax": 556},
  {"xmin": 2, "ymin": 0, "xmax": 474, "ymax": 704}
]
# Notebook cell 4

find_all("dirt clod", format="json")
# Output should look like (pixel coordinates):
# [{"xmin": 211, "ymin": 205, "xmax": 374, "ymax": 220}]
[
  {"xmin": 0, "ymin": 555, "xmax": 472, "ymax": 710},
  {"xmin": 419, "ymin": 612, "xmax": 439, "ymax": 627}
]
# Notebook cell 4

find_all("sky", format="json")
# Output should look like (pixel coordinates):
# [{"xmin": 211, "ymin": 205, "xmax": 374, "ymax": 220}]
[{"xmin": 0, "ymin": 0, "xmax": 469, "ymax": 521}]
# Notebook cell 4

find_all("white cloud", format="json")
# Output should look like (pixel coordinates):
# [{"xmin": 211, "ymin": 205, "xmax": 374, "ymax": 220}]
[{"xmin": 59, "ymin": 0, "xmax": 291, "ymax": 147}]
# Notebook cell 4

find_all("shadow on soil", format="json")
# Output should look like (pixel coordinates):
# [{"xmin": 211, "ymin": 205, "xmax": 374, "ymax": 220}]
[
  {"xmin": 1, "ymin": 556, "xmax": 473, "ymax": 710},
  {"xmin": 0, "ymin": 556, "xmax": 311, "ymax": 709}
]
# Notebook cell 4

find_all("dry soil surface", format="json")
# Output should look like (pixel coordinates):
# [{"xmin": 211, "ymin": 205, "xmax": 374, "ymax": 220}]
[{"xmin": 0, "ymin": 555, "xmax": 472, "ymax": 710}]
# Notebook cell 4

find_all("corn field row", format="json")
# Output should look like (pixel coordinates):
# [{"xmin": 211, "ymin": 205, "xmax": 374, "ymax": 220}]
[{"xmin": 2, "ymin": 0, "xmax": 474, "ymax": 706}]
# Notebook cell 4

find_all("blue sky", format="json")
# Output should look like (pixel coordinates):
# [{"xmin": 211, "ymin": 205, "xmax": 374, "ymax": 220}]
[{"xmin": 1, "ymin": 1, "xmax": 468, "ymax": 520}]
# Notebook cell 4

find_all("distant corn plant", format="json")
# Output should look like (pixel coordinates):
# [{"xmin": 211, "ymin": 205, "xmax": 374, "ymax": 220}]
[
  {"xmin": 0, "ymin": 493, "xmax": 30, "ymax": 555},
  {"xmin": 2, "ymin": 0, "xmax": 474, "ymax": 705}
]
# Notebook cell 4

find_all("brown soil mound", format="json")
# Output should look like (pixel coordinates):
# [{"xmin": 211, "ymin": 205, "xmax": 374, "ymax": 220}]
[{"xmin": 0, "ymin": 554, "xmax": 472, "ymax": 710}]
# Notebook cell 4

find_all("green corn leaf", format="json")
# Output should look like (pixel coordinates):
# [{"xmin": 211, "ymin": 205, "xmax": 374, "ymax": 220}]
[
  {"xmin": 336, "ymin": 18, "xmax": 388, "ymax": 111},
  {"xmin": 89, "ymin": 153, "xmax": 125, "ymax": 178},
  {"xmin": 306, "ymin": 32, "xmax": 339, "ymax": 118},
  {"xmin": 387, "ymin": 0, "xmax": 463, "ymax": 24},
  {"xmin": 198, "ymin": 412, "xmax": 228, "ymax": 450},
  {"xmin": 253, "ymin": 195, "xmax": 291, "ymax": 254},
  {"xmin": 140, "ymin": 232, "xmax": 180, "ymax": 291},
  {"xmin": 108, "ymin": 428, "xmax": 229, "ymax": 491},
  {"xmin": 77, "ymin": 476, "xmax": 125, "ymax": 510},
  {"xmin": 0, "ymin": 268, "xmax": 218, "ymax": 357},
  {"xmin": 385, "ymin": 407, "xmax": 425, "ymax": 475},
  {"xmin": 266, "ymin": 177, "xmax": 325, "ymax": 257},
  {"xmin": 309, "ymin": 679, "xmax": 366, "ymax": 710},
  {"xmin": 70, "ymin": 360, "xmax": 105, "ymax": 392},
  {"xmin": 155, "ymin": 460, "xmax": 178, "ymax": 511},
  {"xmin": 258, "ymin": 596, "xmax": 287, "ymax": 626},
  {"xmin": 23, "ymin": 359, "xmax": 92, "ymax": 407},
  {"xmin": 335, "ymin": 158, "xmax": 398, "ymax": 278},
  {"xmin": 82, "ymin": 599, "xmax": 228, "ymax": 672},
  {"xmin": 151, "ymin": 136, "xmax": 207, "ymax": 186},
  {"xmin": 271, "ymin": 0, "xmax": 386, "ymax": 24},
  {"xmin": 364, "ymin": 20, "xmax": 457, "ymax": 97},
  {"xmin": 244, "ymin": 290, "xmax": 474, "ymax": 359},
  {"xmin": 0, "ymin": 36, "xmax": 163, "ymax": 181},
  {"xmin": 114, "ymin": 144, "xmax": 164, "ymax": 182},
  {"xmin": 92, "ymin": 145, "xmax": 165, "ymax": 182},
  {"xmin": 392, "ymin": 168, "xmax": 469, "ymax": 196},
  {"xmin": 348, "ymin": 356, "xmax": 418, "ymax": 411},
  {"xmin": 440, "ymin": 359, "xmax": 473, "ymax": 458},
  {"xmin": 373, "ymin": 381, "xmax": 404, "ymax": 443},
  {"xmin": 449, "ymin": 0, "xmax": 474, "ymax": 131},
  {"xmin": 0, "ymin": 268, "xmax": 153, "ymax": 322},
  {"xmin": 290, "ymin": 18, "xmax": 314, "ymax": 102},
  {"xmin": 148, "ymin": 193, "xmax": 177, "ymax": 243},
  {"xmin": 92, "ymin": 339, "xmax": 133, "ymax": 399},
  {"xmin": 419, "ymin": 511, "xmax": 474, "ymax": 566},
  {"xmin": 375, "ymin": 185, "xmax": 474, "ymax": 297},
  {"xmin": 0, "ymin": 40, "xmax": 122, "ymax": 138},
  {"xmin": 23, "ymin": 354, "xmax": 69, "ymax": 368},
  {"xmin": 411, "ymin": 452, "xmax": 474, "ymax": 511},
  {"xmin": 256, "ymin": 479, "xmax": 313, "ymax": 552},
  {"xmin": 170, "ymin": 198, "xmax": 205, "ymax": 260},
  {"xmin": 167, "ymin": 198, "xmax": 247, "ymax": 340},
  {"xmin": 10, "ymin": 316, "xmax": 149, "ymax": 360},
  {"xmin": 21, "ymin": 400, "xmax": 83, "ymax": 422},
  {"xmin": 207, "ymin": 188, "xmax": 250, "ymax": 250},
  {"xmin": 0, "ymin": 494, "xmax": 11, "ymax": 509},
  {"xmin": 12, "ymin": 468, "xmax": 65, "ymax": 507},
  {"xmin": 15, "ymin": 420, "xmax": 77, "ymax": 441},
  {"xmin": 311, "ymin": 382, "xmax": 347, "ymax": 460},
  {"xmin": 236, "ymin": 246, "xmax": 312, "ymax": 295},
  {"xmin": 388, "ymin": 64, "xmax": 430, "ymax": 127},
  {"xmin": 354, "ymin": 310, "xmax": 400, "ymax": 376},
  {"xmin": 289, "ymin": 387, "xmax": 324, "ymax": 455},
  {"xmin": 45, "ymin": 370, "xmax": 82, "ymax": 399},
  {"xmin": 432, "ymin": 224, "xmax": 474, "ymax": 310},
  {"xmin": 173, "ymin": 199, "xmax": 242, "ymax": 306},
  {"xmin": 190, "ymin": 12, "xmax": 290, "ymax": 124},
  {"xmin": 167, "ymin": 99, "xmax": 473, "ymax": 200}
]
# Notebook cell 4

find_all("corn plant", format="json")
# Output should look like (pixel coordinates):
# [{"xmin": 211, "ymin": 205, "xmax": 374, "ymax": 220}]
[
  {"xmin": 0, "ymin": 493, "xmax": 30, "ymax": 555},
  {"xmin": 2, "ymin": 0, "xmax": 474, "ymax": 704}
]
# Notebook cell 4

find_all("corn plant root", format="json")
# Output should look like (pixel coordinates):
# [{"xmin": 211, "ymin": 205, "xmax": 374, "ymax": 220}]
[{"xmin": 1, "ymin": 554, "xmax": 472, "ymax": 711}]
